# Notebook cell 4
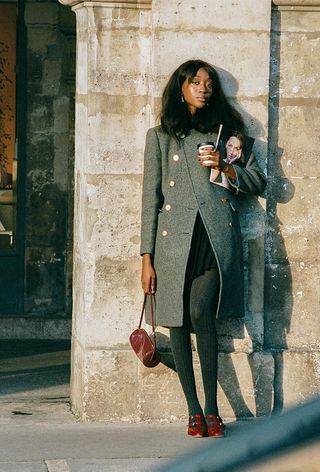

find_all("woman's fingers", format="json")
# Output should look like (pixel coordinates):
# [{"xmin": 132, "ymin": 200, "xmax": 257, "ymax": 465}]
[
  {"xmin": 198, "ymin": 150, "xmax": 220, "ymax": 167},
  {"xmin": 150, "ymin": 275, "xmax": 156, "ymax": 294},
  {"xmin": 141, "ymin": 266, "xmax": 156, "ymax": 293}
]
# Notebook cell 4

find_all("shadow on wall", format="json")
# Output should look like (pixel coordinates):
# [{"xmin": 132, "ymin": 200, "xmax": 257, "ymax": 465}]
[
  {"xmin": 264, "ymin": 8, "xmax": 295, "ymax": 414},
  {"xmin": 156, "ymin": 22, "xmax": 294, "ymax": 418}
]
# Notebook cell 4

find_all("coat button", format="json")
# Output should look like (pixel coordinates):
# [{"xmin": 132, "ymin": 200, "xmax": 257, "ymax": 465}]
[
  {"xmin": 173, "ymin": 154, "xmax": 179, "ymax": 162},
  {"xmin": 169, "ymin": 180, "xmax": 176, "ymax": 187},
  {"xmin": 165, "ymin": 204, "xmax": 171, "ymax": 211},
  {"xmin": 229, "ymin": 222, "xmax": 233, "ymax": 227},
  {"xmin": 221, "ymin": 197, "xmax": 228, "ymax": 203},
  {"xmin": 162, "ymin": 230, "xmax": 168, "ymax": 236}
]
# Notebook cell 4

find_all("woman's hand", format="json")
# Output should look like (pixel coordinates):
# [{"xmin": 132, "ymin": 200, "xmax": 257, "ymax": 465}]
[
  {"xmin": 141, "ymin": 253, "xmax": 156, "ymax": 294},
  {"xmin": 198, "ymin": 149, "xmax": 222, "ymax": 169},
  {"xmin": 198, "ymin": 150, "xmax": 236, "ymax": 180}
]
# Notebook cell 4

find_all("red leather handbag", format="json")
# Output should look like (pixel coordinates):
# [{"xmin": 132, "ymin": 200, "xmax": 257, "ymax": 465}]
[{"xmin": 129, "ymin": 293, "xmax": 160, "ymax": 368}]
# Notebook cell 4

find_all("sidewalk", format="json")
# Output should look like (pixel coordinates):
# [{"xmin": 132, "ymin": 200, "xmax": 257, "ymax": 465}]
[
  {"xmin": 1, "ymin": 341, "xmax": 319, "ymax": 472},
  {"xmin": 0, "ymin": 419, "xmax": 246, "ymax": 472},
  {"xmin": 0, "ymin": 340, "xmax": 243, "ymax": 472}
]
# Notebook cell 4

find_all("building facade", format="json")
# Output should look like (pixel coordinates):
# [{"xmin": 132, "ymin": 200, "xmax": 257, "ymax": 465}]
[{"xmin": 1, "ymin": 0, "xmax": 319, "ymax": 421}]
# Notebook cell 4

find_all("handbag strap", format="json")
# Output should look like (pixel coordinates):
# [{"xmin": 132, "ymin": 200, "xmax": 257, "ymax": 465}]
[{"xmin": 138, "ymin": 293, "xmax": 156, "ymax": 334}]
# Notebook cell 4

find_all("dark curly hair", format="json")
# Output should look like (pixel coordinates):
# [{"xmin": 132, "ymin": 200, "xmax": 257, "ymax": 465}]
[{"xmin": 160, "ymin": 59, "xmax": 245, "ymax": 138}]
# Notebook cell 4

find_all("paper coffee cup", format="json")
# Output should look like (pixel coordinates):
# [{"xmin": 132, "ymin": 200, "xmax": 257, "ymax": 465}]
[{"xmin": 197, "ymin": 141, "xmax": 215, "ymax": 166}]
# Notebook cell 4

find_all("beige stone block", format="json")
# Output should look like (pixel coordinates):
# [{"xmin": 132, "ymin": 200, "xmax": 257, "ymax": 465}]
[
  {"xmin": 74, "ymin": 105, "xmax": 89, "ymax": 170},
  {"xmin": 288, "ymin": 262, "xmax": 320, "ymax": 350},
  {"xmin": 87, "ymin": 95, "xmax": 150, "ymax": 174},
  {"xmin": 71, "ymin": 253, "xmax": 142, "ymax": 347},
  {"xmin": 72, "ymin": 348, "xmax": 139, "ymax": 422},
  {"xmin": 274, "ymin": 351, "xmax": 320, "ymax": 408},
  {"xmin": 277, "ymin": 10, "xmax": 320, "ymax": 33},
  {"xmin": 152, "ymin": 32, "xmax": 271, "ymax": 98},
  {"xmin": 139, "ymin": 351, "xmax": 274, "ymax": 421},
  {"xmin": 70, "ymin": 336, "xmax": 85, "ymax": 419},
  {"xmin": 86, "ymin": 8, "xmax": 151, "ymax": 95},
  {"xmin": 218, "ymin": 352, "xmax": 274, "ymax": 418},
  {"xmin": 152, "ymin": 0, "xmax": 271, "ymax": 32},
  {"xmin": 275, "ymin": 179, "xmax": 320, "ymax": 262},
  {"xmin": 72, "ymin": 348, "xmax": 274, "ymax": 421},
  {"xmin": 70, "ymin": 254, "xmax": 95, "ymax": 343},
  {"xmin": 279, "ymin": 34, "xmax": 320, "ymax": 98},
  {"xmin": 231, "ymin": 99, "xmax": 269, "ymax": 143},
  {"xmin": 265, "ymin": 262, "xmax": 320, "ymax": 351},
  {"xmin": 276, "ymin": 105, "xmax": 320, "ymax": 177},
  {"xmin": 90, "ymin": 258, "xmax": 142, "ymax": 347},
  {"xmin": 138, "ymin": 361, "xmax": 186, "ymax": 421},
  {"xmin": 85, "ymin": 174, "xmax": 142, "ymax": 258}
]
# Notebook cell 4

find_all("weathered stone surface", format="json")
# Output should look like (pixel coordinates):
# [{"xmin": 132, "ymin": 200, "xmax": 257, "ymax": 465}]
[
  {"xmin": 136, "ymin": 351, "xmax": 273, "ymax": 420},
  {"xmin": 65, "ymin": 0, "xmax": 320, "ymax": 424},
  {"xmin": 20, "ymin": 0, "xmax": 76, "ymax": 322},
  {"xmin": 85, "ymin": 174, "xmax": 142, "ymax": 254},
  {"xmin": 217, "ymin": 314, "xmax": 264, "ymax": 354},
  {"xmin": 71, "ymin": 348, "xmax": 274, "ymax": 421},
  {"xmin": 273, "ymin": 351, "xmax": 320, "ymax": 408},
  {"xmin": 266, "ymin": 178, "xmax": 320, "ymax": 263},
  {"xmin": 85, "ymin": 7, "xmax": 151, "ymax": 96},
  {"xmin": 278, "ymin": 34, "xmax": 320, "ymax": 98},
  {"xmin": 25, "ymin": 2, "xmax": 59, "ymax": 26},
  {"xmin": 68, "ymin": 0, "xmax": 272, "ymax": 422},
  {"xmin": 71, "ymin": 346, "xmax": 139, "ymax": 422},
  {"xmin": 265, "ymin": 261, "xmax": 320, "ymax": 351},
  {"xmin": 152, "ymin": 0, "xmax": 271, "ymax": 31},
  {"xmin": 274, "ymin": 0, "xmax": 320, "ymax": 8},
  {"xmin": 0, "ymin": 318, "xmax": 71, "ymax": 340},
  {"xmin": 218, "ymin": 352, "xmax": 274, "ymax": 418},
  {"xmin": 273, "ymin": 106, "xmax": 320, "ymax": 177},
  {"xmin": 87, "ymin": 101, "xmax": 149, "ymax": 174},
  {"xmin": 151, "ymin": 32, "xmax": 271, "ymax": 99}
]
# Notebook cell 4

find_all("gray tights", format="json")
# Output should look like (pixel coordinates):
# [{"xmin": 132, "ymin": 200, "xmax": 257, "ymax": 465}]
[{"xmin": 169, "ymin": 268, "xmax": 220, "ymax": 417}]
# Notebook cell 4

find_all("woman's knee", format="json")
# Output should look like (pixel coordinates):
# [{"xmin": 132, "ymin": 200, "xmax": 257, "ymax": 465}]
[{"xmin": 190, "ymin": 301, "xmax": 211, "ymax": 329}]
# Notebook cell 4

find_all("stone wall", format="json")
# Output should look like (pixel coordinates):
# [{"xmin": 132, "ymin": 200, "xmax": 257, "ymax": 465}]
[
  {"xmin": 266, "ymin": 0, "xmax": 320, "ymax": 410},
  {"xmin": 59, "ymin": 0, "xmax": 320, "ymax": 422},
  {"xmin": 63, "ymin": 0, "xmax": 275, "ymax": 422},
  {"xmin": 24, "ymin": 0, "xmax": 75, "ymax": 324}
]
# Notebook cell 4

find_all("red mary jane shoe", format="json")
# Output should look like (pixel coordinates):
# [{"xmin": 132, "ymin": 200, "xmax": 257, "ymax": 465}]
[
  {"xmin": 205, "ymin": 414, "xmax": 226, "ymax": 437},
  {"xmin": 187, "ymin": 414, "xmax": 208, "ymax": 437}
]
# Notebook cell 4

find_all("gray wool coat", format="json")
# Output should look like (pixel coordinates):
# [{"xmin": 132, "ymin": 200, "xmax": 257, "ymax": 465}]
[{"xmin": 140, "ymin": 126, "xmax": 266, "ymax": 327}]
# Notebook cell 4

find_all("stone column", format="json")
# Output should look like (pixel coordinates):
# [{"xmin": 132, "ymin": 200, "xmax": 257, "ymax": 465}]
[
  {"xmin": 58, "ymin": 0, "xmax": 152, "ymax": 420},
  {"xmin": 60, "ymin": 0, "xmax": 277, "ymax": 422},
  {"xmin": 266, "ymin": 0, "xmax": 320, "ymax": 410}
]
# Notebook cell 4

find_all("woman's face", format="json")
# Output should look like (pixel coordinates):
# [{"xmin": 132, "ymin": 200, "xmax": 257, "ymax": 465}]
[
  {"xmin": 226, "ymin": 136, "xmax": 242, "ymax": 160},
  {"xmin": 181, "ymin": 68, "xmax": 213, "ymax": 115}
]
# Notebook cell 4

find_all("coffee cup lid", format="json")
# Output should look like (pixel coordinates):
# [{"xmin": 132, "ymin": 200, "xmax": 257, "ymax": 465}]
[{"xmin": 197, "ymin": 141, "xmax": 215, "ymax": 148}]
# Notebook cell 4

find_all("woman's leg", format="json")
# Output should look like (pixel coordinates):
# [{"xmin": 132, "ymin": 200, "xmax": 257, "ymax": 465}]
[
  {"xmin": 169, "ymin": 278, "xmax": 203, "ymax": 417},
  {"xmin": 189, "ymin": 268, "xmax": 220, "ymax": 416}
]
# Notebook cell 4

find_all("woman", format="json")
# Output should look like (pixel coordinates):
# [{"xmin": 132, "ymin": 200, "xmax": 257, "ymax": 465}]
[{"xmin": 140, "ymin": 60, "xmax": 266, "ymax": 438}]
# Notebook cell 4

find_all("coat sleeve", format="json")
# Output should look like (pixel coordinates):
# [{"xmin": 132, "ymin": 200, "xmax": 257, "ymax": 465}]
[
  {"xmin": 227, "ymin": 152, "xmax": 267, "ymax": 196},
  {"xmin": 140, "ymin": 128, "xmax": 164, "ymax": 255}
]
